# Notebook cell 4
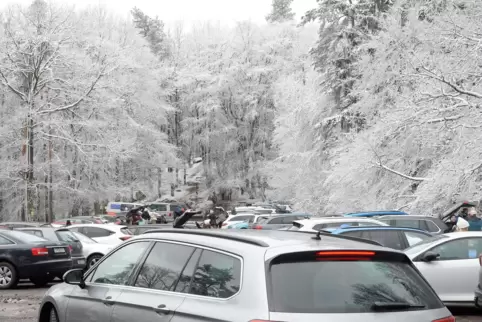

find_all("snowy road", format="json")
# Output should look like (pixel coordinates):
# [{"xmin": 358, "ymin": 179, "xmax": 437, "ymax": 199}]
[{"xmin": 0, "ymin": 282, "xmax": 481, "ymax": 321}]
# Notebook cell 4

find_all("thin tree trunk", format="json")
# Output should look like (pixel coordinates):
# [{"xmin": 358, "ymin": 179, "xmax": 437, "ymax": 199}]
[
  {"xmin": 157, "ymin": 168, "xmax": 162, "ymax": 199},
  {"xmin": 48, "ymin": 125, "xmax": 53, "ymax": 221}
]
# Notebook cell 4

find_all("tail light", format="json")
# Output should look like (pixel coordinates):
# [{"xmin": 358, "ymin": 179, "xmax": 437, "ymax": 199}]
[
  {"xmin": 433, "ymin": 316, "xmax": 456, "ymax": 322},
  {"xmin": 253, "ymin": 225, "xmax": 263, "ymax": 230},
  {"xmin": 315, "ymin": 250, "xmax": 375, "ymax": 261},
  {"xmin": 31, "ymin": 248, "xmax": 49, "ymax": 256},
  {"xmin": 168, "ymin": 212, "xmax": 172, "ymax": 217},
  {"xmin": 68, "ymin": 245, "xmax": 73, "ymax": 253},
  {"xmin": 119, "ymin": 236, "xmax": 131, "ymax": 241}
]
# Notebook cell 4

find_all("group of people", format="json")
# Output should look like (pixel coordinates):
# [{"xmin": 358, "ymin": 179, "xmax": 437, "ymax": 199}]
[{"xmin": 450, "ymin": 207, "xmax": 482, "ymax": 231}]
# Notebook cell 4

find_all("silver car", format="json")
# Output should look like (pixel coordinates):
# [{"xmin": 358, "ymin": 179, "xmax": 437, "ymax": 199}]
[
  {"xmin": 37, "ymin": 230, "xmax": 453, "ymax": 322},
  {"xmin": 405, "ymin": 232, "xmax": 482, "ymax": 306}
]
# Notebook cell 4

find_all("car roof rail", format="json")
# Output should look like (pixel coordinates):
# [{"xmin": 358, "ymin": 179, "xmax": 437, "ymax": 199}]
[
  {"xmin": 286, "ymin": 230, "xmax": 383, "ymax": 247},
  {"xmin": 141, "ymin": 229, "xmax": 269, "ymax": 247}
]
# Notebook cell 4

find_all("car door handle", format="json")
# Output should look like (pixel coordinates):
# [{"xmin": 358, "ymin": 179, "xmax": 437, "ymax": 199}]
[
  {"xmin": 153, "ymin": 304, "xmax": 171, "ymax": 315},
  {"xmin": 103, "ymin": 296, "xmax": 115, "ymax": 306}
]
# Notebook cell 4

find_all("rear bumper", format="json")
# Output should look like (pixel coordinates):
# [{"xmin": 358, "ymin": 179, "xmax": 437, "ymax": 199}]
[
  {"xmin": 18, "ymin": 259, "xmax": 73, "ymax": 278},
  {"xmin": 72, "ymin": 256, "xmax": 86, "ymax": 269}
]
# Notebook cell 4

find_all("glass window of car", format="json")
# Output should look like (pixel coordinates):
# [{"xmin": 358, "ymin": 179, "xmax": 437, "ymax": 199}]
[
  {"xmin": 0, "ymin": 235, "xmax": 14, "ymax": 245},
  {"xmin": 72, "ymin": 232, "xmax": 97, "ymax": 244},
  {"xmin": 268, "ymin": 217, "xmax": 284, "ymax": 224},
  {"xmin": 149, "ymin": 204, "xmax": 167, "ymax": 212},
  {"xmin": 338, "ymin": 230, "xmax": 363, "ymax": 238},
  {"xmin": 189, "ymin": 250, "xmax": 241, "ymax": 298},
  {"xmin": 230, "ymin": 215, "xmax": 253, "ymax": 222},
  {"xmin": 90, "ymin": 241, "xmax": 150, "ymax": 285},
  {"xmin": 134, "ymin": 242, "xmax": 195, "ymax": 291},
  {"xmin": 404, "ymin": 231, "xmax": 430, "ymax": 247},
  {"xmin": 394, "ymin": 220, "xmax": 421, "ymax": 230},
  {"xmin": 321, "ymin": 222, "xmax": 360, "ymax": 229},
  {"xmin": 55, "ymin": 230, "xmax": 78, "ymax": 242},
  {"xmin": 120, "ymin": 227, "xmax": 133, "ymax": 235},
  {"xmin": 83, "ymin": 227, "xmax": 113, "ymax": 238},
  {"xmin": 256, "ymin": 216, "xmax": 269, "ymax": 224},
  {"xmin": 362, "ymin": 230, "xmax": 404, "ymax": 250},
  {"xmin": 269, "ymin": 253, "xmax": 444, "ymax": 313},
  {"xmin": 425, "ymin": 220, "xmax": 440, "ymax": 233},
  {"xmin": 175, "ymin": 249, "xmax": 201, "ymax": 293},
  {"xmin": 429, "ymin": 238, "xmax": 482, "ymax": 260}
]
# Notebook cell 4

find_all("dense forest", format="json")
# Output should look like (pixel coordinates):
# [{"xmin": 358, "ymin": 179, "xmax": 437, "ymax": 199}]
[{"xmin": 0, "ymin": 0, "xmax": 480, "ymax": 220}]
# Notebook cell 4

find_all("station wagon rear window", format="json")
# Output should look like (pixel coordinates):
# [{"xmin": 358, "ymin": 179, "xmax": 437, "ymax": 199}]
[{"xmin": 268, "ymin": 252, "xmax": 443, "ymax": 313}]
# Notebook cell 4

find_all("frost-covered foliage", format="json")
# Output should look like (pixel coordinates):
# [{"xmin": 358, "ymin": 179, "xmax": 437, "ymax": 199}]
[
  {"xmin": 271, "ymin": 0, "xmax": 482, "ymax": 215},
  {"xmin": 0, "ymin": 1, "xmax": 177, "ymax": 220}
]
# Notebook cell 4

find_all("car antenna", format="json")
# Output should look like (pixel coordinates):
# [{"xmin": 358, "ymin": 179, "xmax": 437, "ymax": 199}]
[{"xmin": 312, "ymin": 230, "xmax": 321, "ymax": 240}]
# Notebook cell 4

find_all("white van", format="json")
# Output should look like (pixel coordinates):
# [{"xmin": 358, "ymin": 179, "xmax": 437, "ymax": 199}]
[{"xmin": 106, "ymin": 202, "xmax": 143, "ymax": 215}]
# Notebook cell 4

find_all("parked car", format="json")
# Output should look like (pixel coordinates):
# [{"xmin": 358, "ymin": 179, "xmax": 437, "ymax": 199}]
[
  {"xmin": 51, "ymin": 217, "xmax": 100, "ymax": 227},
  {"xmin": 288, "ymin": 217, "xmax": 389, "ymax": 232},
  {"xmin": 0, "ymin": 229, "xmax": 72, "ymax": 288},
  {"xmin": 66, "ymin": 224, "xmax": 133, "ymax": 245},
  {"xmin": 343, "ymin": 210, "xmax": 409, "ymax": 218},
  {"xmin": 377, "ymin": 215, "xmax": 449, "ymax": 234},
  {"xmin": 145, "ymin": 202, "xmax": 189, "ymax": 223},
  {"xmin": 38, "ymin": 229, "xmax": 453, "ymax": 322},
  {"xmin": 221, "ymin": 213, "xmax": 268, "ymax": 229},
  {"xmin": 330, "ymin": 226, "xmax": 434, "ymax": 250},
  {"xmin": 106, "ymin": 202, "xmax": 144, "ymax": 216},
  {"xmin": 0, "ymin": 221, "xmax": 47, "ymax": 229},
  {"xmin": 404, "ymin": 232, "xmax": 482, "ymax": 306},
  {"xmin": 249, "ymin": 214, "xmax": 311, "ymax": 230},
  {"xmin": 70, "ymin": 231, "xmax": 114, "ymax": 269},
  {"xmin": 129, "ymin": 224, "xmax": 172, "ymax": 235},
  {"xmin": 15, "ymin": 227, "xmax": 86, "ymax": 270}
]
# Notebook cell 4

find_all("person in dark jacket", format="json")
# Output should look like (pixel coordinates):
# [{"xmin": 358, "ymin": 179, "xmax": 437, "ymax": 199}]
[{"xmin": 66, "ymin": 220, "xmax": 72, "ymax": 226}]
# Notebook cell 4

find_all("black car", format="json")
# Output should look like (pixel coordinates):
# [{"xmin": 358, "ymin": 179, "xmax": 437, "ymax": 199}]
[
  {"xmin": 0, "ymin": 230, "xmax": 72, "ymax": 288},
  {"xmin": 15, "ymin": 227, "xmax": 86, "ymax": 270},
  {"xmin": 377, "ymin": 215, "xmax": 449, "ymax": 234}
]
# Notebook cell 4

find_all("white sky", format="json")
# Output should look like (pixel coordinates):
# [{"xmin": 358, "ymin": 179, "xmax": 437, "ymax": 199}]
[{"xmin": 3, "ymin": 0, "xmax": 318, "ymax": 27}]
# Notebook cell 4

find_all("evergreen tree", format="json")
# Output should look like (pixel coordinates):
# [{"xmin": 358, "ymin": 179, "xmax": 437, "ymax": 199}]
[{"xmin": 266, "ymin": 0, "xmax": 296, "ymax": 23}]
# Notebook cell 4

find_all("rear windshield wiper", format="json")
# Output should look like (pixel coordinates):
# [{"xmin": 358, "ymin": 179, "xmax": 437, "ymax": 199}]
[{"xmin": 371, "ymin": 302, "xmax": 425, "ymax": 311}]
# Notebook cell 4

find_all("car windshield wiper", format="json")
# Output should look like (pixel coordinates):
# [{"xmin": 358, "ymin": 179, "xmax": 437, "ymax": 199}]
[{"xmin": 371, "ymin": 302, "xmax": 425, "ymax": 311}]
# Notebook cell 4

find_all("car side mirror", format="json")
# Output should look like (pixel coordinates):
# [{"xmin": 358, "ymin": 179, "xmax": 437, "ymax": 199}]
[
  {"xmin": 421, "ymin": 251, "xmax": 440, "ymax": 262},
  {"xmin": 63, "ymin": 269, "xmax": 86, "ymax": 289}
]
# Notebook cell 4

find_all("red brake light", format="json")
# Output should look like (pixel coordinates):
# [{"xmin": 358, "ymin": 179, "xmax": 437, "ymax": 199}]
[
  {"xmin": 68, "ymin": 245, "xmax": 72, "ymax": 252},
  {"xmin": 316, "ymin": 251, "xmax": 375, "ymax": 256},
  {"xmin": 433, "ymin": 316, "xmax": 456, "ymax": 322},
  {"xmin": 168, "ymin": 212, "xmax": 172, "ymax": 216},
  {"xmin": 253, "ymin": 225, "xmax": 263, "ymax": 230},
  {"xmin": 119, "ymin": 236, "xmax": 131, "ymax": 241},
  {"xmin": 31, "ymin": 247, "xmax": 49, "ymax": 256}
]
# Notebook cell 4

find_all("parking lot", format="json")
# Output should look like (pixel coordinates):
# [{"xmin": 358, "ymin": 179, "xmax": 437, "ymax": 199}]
[{"xmin": 0, "ymin": 281, "xmax": 481, "ymax": 321}]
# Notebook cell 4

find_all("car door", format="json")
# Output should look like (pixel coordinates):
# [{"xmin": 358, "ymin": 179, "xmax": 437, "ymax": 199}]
[
  {"xmin": 172, "ymin": 248, "xmax": 242, "ymax": 322},
  {"xmin": 65, "ymin": 241, "xmax": 151, "ymax": 322},
  {"xmin": 412, "ymin": 237, "xmax": 482, "ymax": 303},
  {"xmin": 112, "ymin": 241, "xmax": 197, "ymax": 322}
]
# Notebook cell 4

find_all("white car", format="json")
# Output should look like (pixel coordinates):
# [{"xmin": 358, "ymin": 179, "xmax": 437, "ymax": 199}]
[
  {"xmin": 221, "ymin": 213, "xmax": 269, "ymax": 229},
  {"xmin": 404, "ymin": 232, "xmax": 482, "ymax": 306},
  {"xmin": 288, "ymin": 217, "xmax": 389, "ymax": 232},
  {"xmin": 67, "ymin": 224, "xmax": 133, "ymax": 245},
  {"xmin": 71, "ymin": 231, "xmax": 115, "ymax": 269}
]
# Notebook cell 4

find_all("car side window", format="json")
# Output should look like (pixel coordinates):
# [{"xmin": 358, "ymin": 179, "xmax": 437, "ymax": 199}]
[
  {"xmin": 90, "ymin": 241, "xmax": 150, "ymax": 285},
  {"xmin": 425, "ymin": 220, "xmax": 440, "ymax": 233},
  {"xmin": 269, "ymin": 217, "xmax": 284, "ymax": 224},
  {"xmin": 68, "ymin": 227, "xmax": 80, "ymax": 233},
  {"xmin": 430, "ymin": 238, "xmax": 482, "ymax": 260},
  {"xmin": 281, "ymin": 216, "xmax": 298, "ymax": 224},
  {"xmin": 175, "ymin": 249, "xmax": 202, "ymax": 293},
  {"xmin": 134, "ymin": 242, "xmax": 195, "ymax": 291},
  {"xmin": 367, "ymin": 230, "xmax": 404, "ymax": 250},
  {"xmin": 232, "ymin": 215, "xmax": 251, "ymax": 222},
  {"xmin": 340, "ymin": 230, "xmax": 363, "ymax": 238},
  {"xmin": 0, "ymin": 235, "xmax": 14, "ymax": 245},
  {"xmin": 394, "ymin": 220, "xmax": 420, "ymax": 230},
  {"xmin": 189, "ymin": 250, "xmax": 241, "ymax": 298},
  {"xmin": 404, "ymin": 231, "xmax": 430, "ymax": 246},
  {"xmin": 83, "ymin": 227, "xmax": 113, "ymax": 238}
]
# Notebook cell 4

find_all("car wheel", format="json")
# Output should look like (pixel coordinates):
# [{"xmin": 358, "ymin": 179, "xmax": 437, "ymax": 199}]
[
  {"xmin": 87, "ymin": 254, "xmax": 103, "ymax": 269},
  {"xmin": 30, "ymin": 275, "xmax": 54, "ymax": 287},
  {"xmin": 0, "ymin": 262, "xmax": 18, "ymax": 289},
  {"xmin": 49, "ymin": 307, "xmax": 59, "ymax": 322}
]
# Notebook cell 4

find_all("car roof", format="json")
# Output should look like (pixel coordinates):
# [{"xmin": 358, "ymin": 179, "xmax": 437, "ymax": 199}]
[
  {"xmin": 134, "ymin": 229, "xmax": 393, "ymax": 252},
  {"xmin": 294, "ymin": 217, "xmax": 383, "ymax": 225},
  {"xmin": 378, "ymin": 215, "xmax": 442, "ymax": 220},
  {"xmin": 67, "ymin": 223, "xmax": 125, "ymax": 229},
  {"xmin": 344, "ymin": 210, "xmax": 408, "ymax": 217},
  {"xmin": 331, "ymin": 226, "xmax": 431, "ymax": 234}
]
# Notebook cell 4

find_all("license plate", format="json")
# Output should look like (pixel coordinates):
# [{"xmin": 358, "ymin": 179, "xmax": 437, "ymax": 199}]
[
  {"xmin": 77, "ymin": 259, "xmax": 85, "ymax": 265},
  {"xmin": 53, "ymin": 248, "xmax": 65, "ymax": 254}
]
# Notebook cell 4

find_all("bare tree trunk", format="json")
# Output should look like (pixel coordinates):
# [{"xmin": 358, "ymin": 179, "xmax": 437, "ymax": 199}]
[
  {"xmin": 48, "ymin": 126, "xmax": 53, "ymax": 221},
  {"xmin": 157, "ymin": 168, "xmax": 162, "ymax": 199},
  {"xmin": 183, "ymin": 166, "xmax": 187, "ymax": 185}
]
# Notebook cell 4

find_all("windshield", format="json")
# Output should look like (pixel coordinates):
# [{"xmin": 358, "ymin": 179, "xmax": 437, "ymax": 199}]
[
  {"xmin": 269, "ymin": 253, "xmax": 443, "ymax": 313},
  {"xmin": 404, "ymin": 235, "xmax": 449, "ymax": 256},
  {"xmin": 56, "ymin": 230, "xmax": 79, "ymax": 242},
  {"xmin": 72, "ymin": 231, "xmax": 97, "ymax": 244},
  {"xmin": 1, "ymin": 230, "xmax": 48, "ymax": 243}
]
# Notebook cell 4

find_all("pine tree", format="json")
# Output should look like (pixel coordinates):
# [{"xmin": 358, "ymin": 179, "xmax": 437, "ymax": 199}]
[
  {"xmin": 131, "ymin": 7, "xmax": 170, "ymax": 59},
  {"xmin": 266, "ymin": 0, "xmax": 296, "ymax": 23}
]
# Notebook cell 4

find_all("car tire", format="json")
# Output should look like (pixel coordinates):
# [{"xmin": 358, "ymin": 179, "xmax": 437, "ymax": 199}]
[
  {"xmin": 0, "ymin": 262, "xmax": 18, "ymax": 289},
  {"xmin": 49, "ymin": 307, "xmax": 59, "ymax": 322},
  {"xmin": 87, "ymin": 254, "xmax": 103, "ymax": 269},
  {"xmin": 30, "ymin": 275, "xmax": 54, "ymax": 287}
]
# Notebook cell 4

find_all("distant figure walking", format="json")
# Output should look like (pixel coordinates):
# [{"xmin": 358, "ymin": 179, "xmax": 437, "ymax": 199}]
[{"xmin": 66, "ymin": 220, "xmax": 72, "ymax": 226}]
